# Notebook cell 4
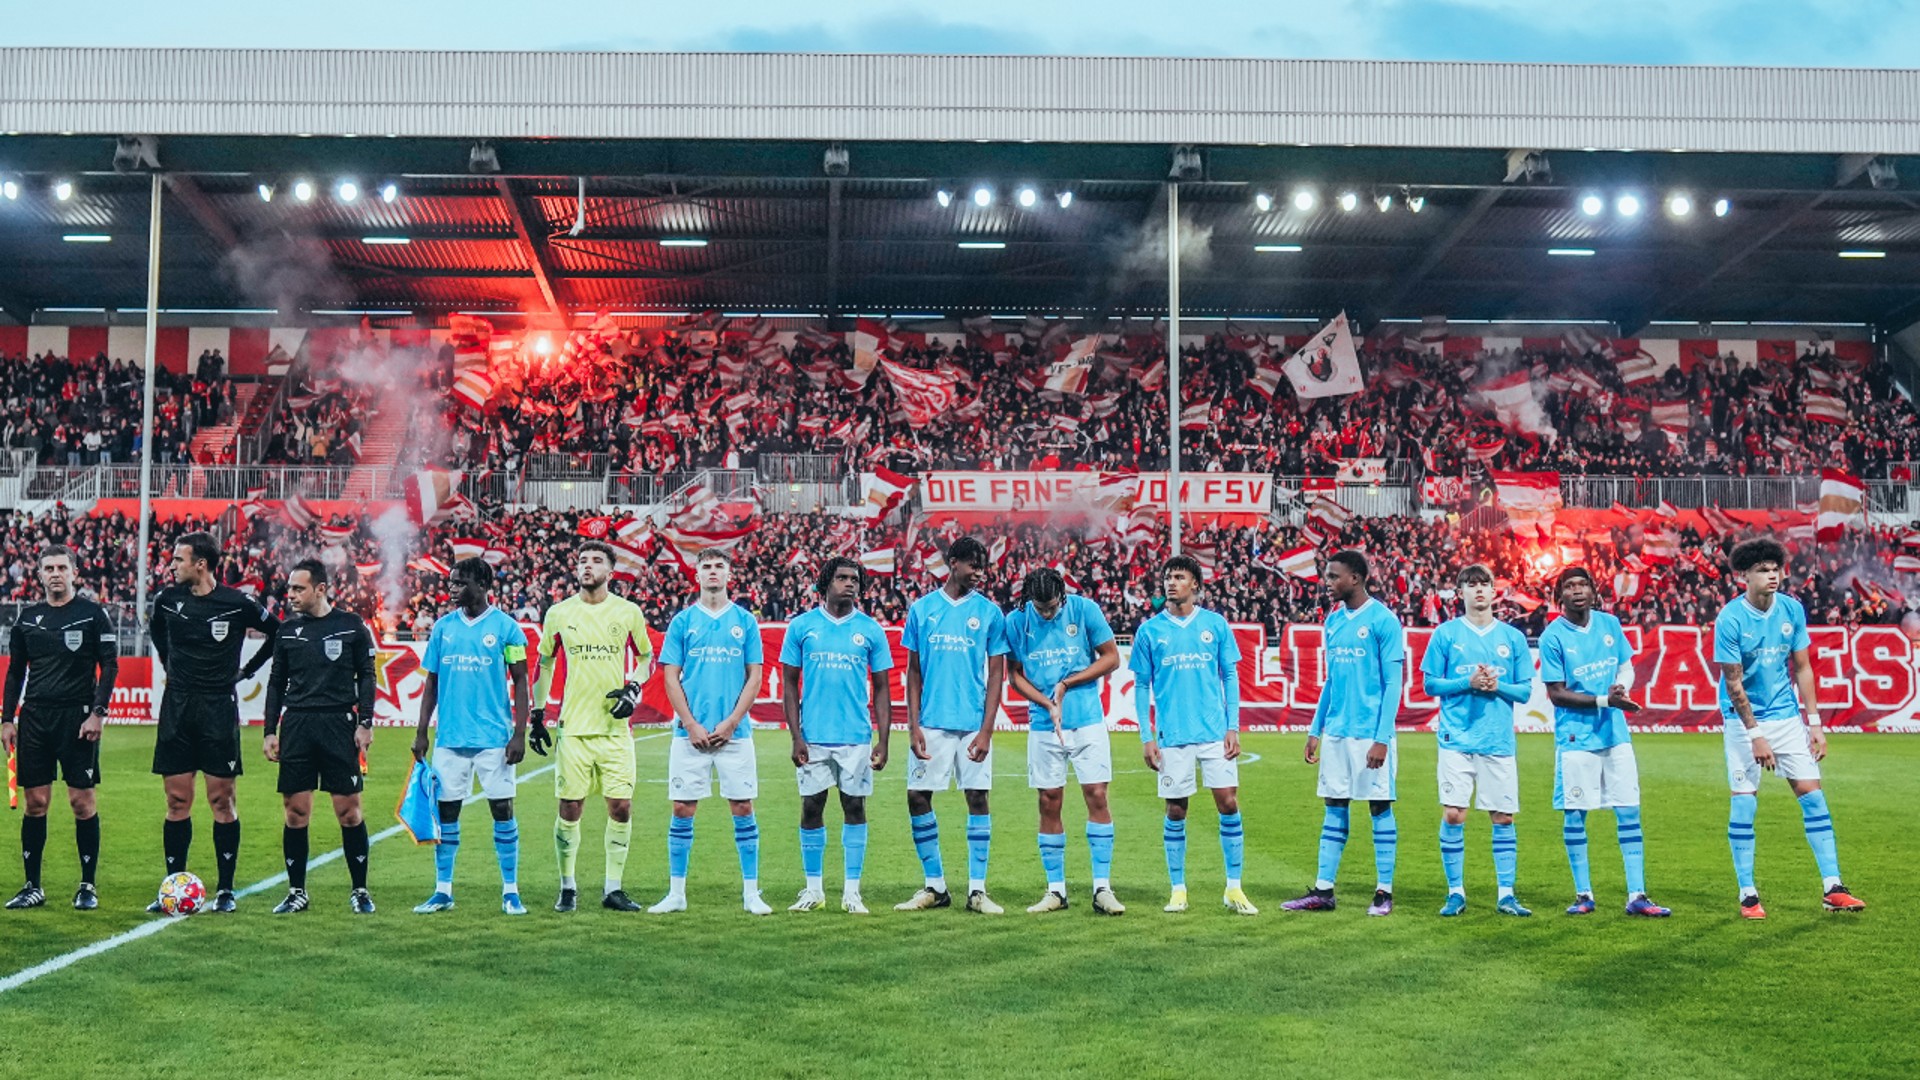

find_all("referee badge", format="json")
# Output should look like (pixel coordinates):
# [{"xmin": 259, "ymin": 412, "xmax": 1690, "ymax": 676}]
[
  {"xmin": 325, "ymin": 639, "xmax": 344, "ymax": 661},
  {"xmin": 64, "ymin": 630, "xmax": 84, "ymax": 652},
  {"xmin": 210, "ymin": 620, "xmax": 230, "ymax": 642}
]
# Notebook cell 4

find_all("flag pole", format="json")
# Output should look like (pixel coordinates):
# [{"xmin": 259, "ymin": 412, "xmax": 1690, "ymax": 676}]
[
  {"xmin": 1166, "ymin": 182, "xmax": 1182, "ymax": 557},
  {"xmin": 135, "ymin": 172, "xmax": 164, "ymax": 634}
]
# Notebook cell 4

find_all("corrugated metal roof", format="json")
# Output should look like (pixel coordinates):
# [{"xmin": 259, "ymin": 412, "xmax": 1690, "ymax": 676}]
[{"xmin": 9, "ymin": 49, "xmax": 1920, "ymax": 153}]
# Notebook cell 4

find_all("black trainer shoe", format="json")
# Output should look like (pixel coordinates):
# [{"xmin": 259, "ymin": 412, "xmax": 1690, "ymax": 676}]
[
  {"xmin": 73, "ymin": 883, "xmax": 98, "ymax": 911},
  {"xmin": 554, "ymin": 887, "xmax": 578, "ymax": 913},
  {"xmin": 271, "ymin": 888, "xmax": 309, "ymax": 914},
  {"xmin": 145, "ymin": 896, "xmax": 167, "ymax": 914},
  {"xmin": 602, "ymin": 889, "xmax": 642, "ymax": 912},
  {"xmin": 212, "ymin": 889, "xmax": 238, "ymax": 914},
  {"xmin": 350, "ymin": 888, "xmax": 376, "ymax": 915},
  {"xmin": 5, "ymin": 885, "xmax": 45, "ymax": 909}
]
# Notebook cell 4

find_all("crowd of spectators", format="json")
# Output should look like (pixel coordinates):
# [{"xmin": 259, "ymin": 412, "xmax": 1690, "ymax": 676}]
[
  {"xmin": 0, "ymin": 350, "xmax": 234, "ymax": 466},
  {"xmin": 4, "ymin": 501, "xmax": 1908, "ymax": 648}
]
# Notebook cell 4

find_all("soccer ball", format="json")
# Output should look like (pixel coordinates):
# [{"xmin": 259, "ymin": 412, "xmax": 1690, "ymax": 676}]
[{"xmin": 158, "ymin": 872, "xmax": 207, "ymax": 916}]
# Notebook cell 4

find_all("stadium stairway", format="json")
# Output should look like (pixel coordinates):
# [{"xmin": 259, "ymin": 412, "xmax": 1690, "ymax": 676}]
[
  {"xmin": 187, "ymin": 382, "xmax": 262, "ymax": 468},
  {"xmin": 341, "ymin": 403, "xmax": 411, "ymax": 500}
]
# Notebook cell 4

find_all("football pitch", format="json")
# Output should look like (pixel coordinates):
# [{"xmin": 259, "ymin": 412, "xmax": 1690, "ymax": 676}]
[{"xmin": 0, "ymin": 731, "xmax": 1913, "ymax": 1079}]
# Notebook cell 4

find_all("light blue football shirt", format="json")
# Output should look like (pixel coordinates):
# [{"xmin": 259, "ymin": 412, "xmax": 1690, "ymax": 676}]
[
  {"xmin": 1538, "ymin": 610, "xmax": 1635, "ymax": 751},
  {"xmin": 1714, "ymin": 594, "xmax": 1811, "ymax": 723},
  {"xmin": 901, "ymin": 588, "xmax": 1009, "ymax": 733},
  {"xmin": 779, "ymin": 606, "xmax": 895, "ymax": 746},
  {"xmin": 1006, "ymin": 594, "xmax": 1116, "ymax": 733},
  {"xmin": 422, "ymin": 606, "xmax": 528, "ymax": 750},
  {"xmin": 1128, "ymin": 607, "xmax": 1241, "ymax": 747},
  {"xmin": 1309, "ymin": 597, "xmax": 1406, "ymax": 743},
  {"xmin": 661, "ymin": 601, "xmax": 765, "ymax": 738},
  {"xmin": 1419, "ymin": 616, "xmax": 1532, "ymax": 757}
]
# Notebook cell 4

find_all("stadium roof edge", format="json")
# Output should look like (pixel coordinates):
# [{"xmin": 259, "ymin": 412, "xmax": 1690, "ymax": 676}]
[{"xmin": 8, "ymin": 48, "xmax": 1920, "ymax": 154}]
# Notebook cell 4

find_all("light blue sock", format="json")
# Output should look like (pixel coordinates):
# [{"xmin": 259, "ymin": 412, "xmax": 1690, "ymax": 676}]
[
  {"xmin": 1615, "ymin": 807, "xmax": 1646, "ymax": 896},
  {"xmin": 1316, "ymin": 804, "xmax": 1350, "ymax": 887},
  {"xmin": 1491, "ymin": 821, "xmax": 1518, "ymax": 891},
  {"xmin": 492, "ymin": 818, "xmax": 519, "ymax": 889},
  {"xmin": 1439, "ymin": 820, "xmax": 1466, "ymax": 892},
  {"xmin": 1563, "ymin": 810, "xmax": 1592, "ymax": 895},
  {"xmin": 1371, "ymin": 807, "xmax": 1398, "ymax": 890},
  {"xmin": 733, "ymin": 814, "xmax": 760, "ymax": 884},
  {"xmin": 1086, "ymin": 821, "xmax": 1115, "ymax": 886},
  {"xmin": 434, "ymin": 818, "xmax": 461, "ymax": 890},
  {"xmin": 800, "ymin": 826, "xmax": 826, "ymax": 881},
  {"xmin": 1797, "ymin": 789, "xmax": 1841, "ymax": 882},
  {"xmin": 842, "ymin": 823, "xmax": 868, "ymax": 885},
  {"xmin": 668, "ymin": 817, "xmax": 694, "ymax": 880},
  {"xmin": 1219, "ymin": 813, "xmax": 1245, "ymax": 884},
  {"xmin": 966, "ymin": 814, "xmax": 991, "ymax": 888},
  {"xmin": 1038, "ymin": 832, "xmax": 1067, "ymax": 891},
  {"xmin": 1163, "ymin": 816, "xmax": 1187, "ymax": 888},
  {"xmin": 909, "ymin": 812, "xmax": 943, "ymax": 883},
  {"xmin": 1728, "ymin": 794, "xmax": 1758, "ymax": 894}
]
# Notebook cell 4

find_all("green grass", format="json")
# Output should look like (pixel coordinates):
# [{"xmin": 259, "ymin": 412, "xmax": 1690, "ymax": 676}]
[{"xmin": 0, "ymin": 731, "xmax": 1914, "ymax": 1079}]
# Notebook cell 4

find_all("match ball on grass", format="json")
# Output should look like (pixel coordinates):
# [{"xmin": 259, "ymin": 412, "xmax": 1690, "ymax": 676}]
[{"xmin": 158, "ymin": 872, "xmax": 207, "ymax": 917}]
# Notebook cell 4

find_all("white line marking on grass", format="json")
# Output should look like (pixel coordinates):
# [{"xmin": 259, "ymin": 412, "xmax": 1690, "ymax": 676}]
[{"xmin": 0, "ymin": 733, "xmax": 668, "ymax": 996}]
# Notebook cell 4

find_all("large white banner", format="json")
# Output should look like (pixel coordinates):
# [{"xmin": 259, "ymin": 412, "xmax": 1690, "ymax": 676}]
[{"xmin": 919, "ymin": 471, "xmax": 1275, "ymax": 515}]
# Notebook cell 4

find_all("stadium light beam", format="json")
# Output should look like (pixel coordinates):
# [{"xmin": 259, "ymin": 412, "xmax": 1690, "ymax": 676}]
[
  {"xmin": 1839, "ymin": 250, "xmax": 1886, "ymax": 259},
  {"xmin": 972, "ymin": 186, "xmax": 993, "ymax": 207},
  {"xmin": 1337, "ymin": 191, "xmax": 1358, "ymax": 212},
  {"xmin": 1714, "ymin": 198, "xmax": 1731, "ymax": 217},
  {"xmin": 1616, "ymin": 194, "xmax": 1642, "ymax": 217},
  {"xmin": 659, "ymin": 238, "xmax": 709, "ymax": 247},
  {"xmin": 1253, "ymin": 191, "xmax": 1273, "ymax": 213},
  {"xmin": 379, "ymin": 181, "xmax": 399, "ymax": 203},
  {"xmin": 1291, "ymin": 189, "xmax": 1317, "ymax": 212},
  {"xmin": 1055, "ymin": 190, "xmax": 1073, "ymax": 209},
  {"xmin": 935, "ymin": 188, "xmax": 953, "ymax": 208},
  {"xmin": 533, "ymin": 334, "xmax": 554, "ymax": 355},
  {"xmin": 361, "ymin": 236, "xmax": 411, "ymax": 245},
  {"xmin": 1406, "ymin": 195, "xmax": 1425, "ymax": 213},
  {"xmin": 1016, "ymin": 186, "xmax": 1038, "ymax": 208},
  {"xmin": 1, "ymin": 180, "xmax": 17, "ymax": 201},
  {"xmin": 256, "ymin": 183, "xmax": 274, "ymax": 203},
  {"xmin": 53, "ymin": 179, "xmax": 73, "ymax": 201},
  {"xmin": 1547, "ymin": 248, "xmax": 1596, "ymax": 257},
  {"xmin": 292, "ymin": 179, "xmax": 314, "ymax": 202},
  {"xmin": 1580, "ymin": 193, "xmax": 1604, "ymax": 216},
  {"xmin": 1667, "ymin": 194, "xmax": 1692, "ymax": 217},
  {"xmin": 957, "ymin": 241, "xmax": 1007, "ymax": 250},
  {"xmin": 62, "ymin": 233, "xmax": 111, "ymax": 243},
  {"xmin": 1254, "ymin": 244, "xmax": 1303, "ymax": 253},
  {"xmin": 1373, "ymin": 192, "xmax": 1393, "ymax": 212},
  {"xmin": 336, "ymin": 179, "xmax": 359, "ymax": 203}
]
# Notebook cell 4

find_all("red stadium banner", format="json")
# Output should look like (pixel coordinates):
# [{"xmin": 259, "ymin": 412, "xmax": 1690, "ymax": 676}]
[
  {"xmin": 919, "ymin": 471, "xmax": 1274, "ymax": 516},
  {"xmin": 106, "ymin": 622, "xmax": 1916, "ymax": 734}
]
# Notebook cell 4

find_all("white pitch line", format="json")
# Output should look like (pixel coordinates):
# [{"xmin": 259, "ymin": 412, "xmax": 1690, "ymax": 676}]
[{"xmin": 0, "ymin": 733, "xmax": 669, "ymax": 996}]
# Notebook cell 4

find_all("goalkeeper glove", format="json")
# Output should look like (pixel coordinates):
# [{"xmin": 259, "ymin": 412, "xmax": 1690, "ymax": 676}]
[
  {"xmin": 606, "ymin": 682, "xmax": 643, "ymax": 720},
  {"xmin": 527, "ymin": 709, "xmax": 552, "ymax": 757}
]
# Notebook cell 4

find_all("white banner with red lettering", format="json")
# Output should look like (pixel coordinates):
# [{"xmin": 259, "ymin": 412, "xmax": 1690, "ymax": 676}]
[
  {"xmin": 83, "ymin": 621, "xmax": 1920, "ymax": 733},
  {"xmin": 919, "ymin": 471, "xmax": 1275, "ymax": 516}
]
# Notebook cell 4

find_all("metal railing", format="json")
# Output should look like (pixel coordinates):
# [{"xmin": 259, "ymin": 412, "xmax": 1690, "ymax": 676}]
[
  {"xmin": 758, "ymin": 453, "xmax": 845, "ymax": 485},
  {"xmin": 525, "ymin": 452, "xmax": 611, "ymax": 479},
  {"xmin": 1559, "ymin": 475, "xmax": 1820, "ymax": 511},
  {"xmin": 23, "ymin": 464, "xmax": 378, "ymax": 503},
  {"xmin": 605, "ymin": 472, "xmax": 673, "ymax": 508},
  {"xmin": 237, "ymin": 376, "xmax": 289, "ymax": 465}
]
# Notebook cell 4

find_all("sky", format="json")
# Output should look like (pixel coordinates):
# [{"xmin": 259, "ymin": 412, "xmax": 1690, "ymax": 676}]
[{"xmin": 0, "ymin": 0, "xmax": 1914, "ymax": 68}]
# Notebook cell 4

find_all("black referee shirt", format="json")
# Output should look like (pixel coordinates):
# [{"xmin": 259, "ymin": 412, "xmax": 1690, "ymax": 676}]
[
  {"xmin": 263, "ymin": 608, "xmax": 377, "ymax": 735},
  {"xmin": 3, "ymin": 597, "xmax": 119, "ymax": 721},
  {"xmin": 150, "ymin": 583, "xmax": 280, "ymax": 693}
]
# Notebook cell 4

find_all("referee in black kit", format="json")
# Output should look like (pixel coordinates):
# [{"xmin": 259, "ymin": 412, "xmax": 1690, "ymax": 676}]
[
  {"xmin": 262, "ymin": 559, "xmax": 378, "ymax": 914},
  {"xmin": 2, "ymin": 545, "xmax": 118, "ymax": 910},
  {"xmin": 149, "ymin": 531, "xmax": 279, "ymax": 913}
]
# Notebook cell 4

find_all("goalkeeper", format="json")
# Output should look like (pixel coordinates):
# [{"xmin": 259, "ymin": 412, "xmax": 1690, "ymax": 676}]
[{"xmin": 531, "ymin": 541, "xmax": 654, "ymax": 913}]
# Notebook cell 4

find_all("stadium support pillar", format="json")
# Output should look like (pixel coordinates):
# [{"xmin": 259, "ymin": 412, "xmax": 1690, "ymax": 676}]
[
  {"xmin": 136, "ymin": 172, "xmax": 162, "ymax": 631},
  {"xmin": 1166, "ymin": 181, "xmax": 1182, "ymax": 556}
]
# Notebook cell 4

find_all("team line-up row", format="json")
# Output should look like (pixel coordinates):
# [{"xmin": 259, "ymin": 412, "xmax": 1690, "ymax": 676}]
[{"xmin": 1, "ymin": 534, "xmax": 1863, "ymax": 921}]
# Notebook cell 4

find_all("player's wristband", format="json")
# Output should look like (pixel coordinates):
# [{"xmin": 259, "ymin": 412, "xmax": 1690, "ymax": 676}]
[{"xmin": 1806, "ymin": 715, "xmax": 1823, "ymax": 729}]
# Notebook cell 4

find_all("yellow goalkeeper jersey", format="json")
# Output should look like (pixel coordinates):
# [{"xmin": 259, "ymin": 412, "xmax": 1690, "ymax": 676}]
[{"xmin": 537, "ymin": 593, "xmax": 653, "ymax": 736}]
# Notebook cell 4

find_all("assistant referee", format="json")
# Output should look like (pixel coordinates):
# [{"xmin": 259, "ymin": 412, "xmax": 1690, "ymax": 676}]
[
  {"xmin": 2, "ymin": 544, "xmax": 118, "ymax": 911},
  {"xmin": 149, "ymin": 531, "xmax": 279, "ymax": 913},
  {"xmin": 262, "ymin": 559, "xmax": 378, "ymax": 914}
]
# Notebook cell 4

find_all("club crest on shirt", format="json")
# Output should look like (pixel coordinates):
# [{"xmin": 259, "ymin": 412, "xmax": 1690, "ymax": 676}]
[
  {"xmin": 1603, "ymin": 634, "xmax": 1615, "ymax": 647},
  {"xmin": 64, "ymin": 629, "xmax": 84, "ymax": 652},
  {"xmin": 1066, "ymin": 624, "xmax": 1078, "ymax": 637},
  {"xmin": 1496, "ymin": 644, "xmax": 1511, "ymax": 658},
  {"xmin": 851, "ymin": 633, "xmax": 867, "ymax": 647},
  {"xmin": 483, "ymin": 633, "xmax": 498, "ymax": 648},
  {"xmin": 1356, "ymin": 627, "xmax": 1369, "ymax": 640},
  {"xmin": 967, "ymin": 616, "xmax": 981, "ymax": 630},
  {"xmin": 1201, "ymin": 630, "xmax": 1215, "ymax": 643},
  {"xmin": 1570, "ymin": 786, "xmax": 1585, "ymax": 799},
  {"xmin": 210, "ymin": 620, "xmax": 230, "ymax": 642},
  {"xmin": 730, "ymin": 625, "xmax": 745, "ymax": 640},
  {"xmin": 325, "ymin": 639, "xmax": 344, "ymax": 661},
  {"xmin": 1780, "ymin": 624, "xmax": 1792, "ymax": 636}
]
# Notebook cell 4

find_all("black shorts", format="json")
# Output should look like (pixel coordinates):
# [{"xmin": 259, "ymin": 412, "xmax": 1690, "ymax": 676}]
[
  {"xmin": 14, "ymin": 704, "xmax": 100, "ymax": 790},
  {"xmin": 152, "ymin": 689, "xmax": 243, "ymax": 779},
  {"xmin": 277, "ymin": 712, "xmax": 364, "ymax": 796}
]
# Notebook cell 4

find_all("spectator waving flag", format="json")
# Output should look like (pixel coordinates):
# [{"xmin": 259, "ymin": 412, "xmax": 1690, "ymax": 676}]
[
  {"xmin": 448, "ymin": 538, "xmax": 488, "ymax": 563},
  {"xmin": 1816, "ymin": 468, "xmax": 1865, "ymax": 541},
  {"xmin": 1805, "ymin": 391, "xmax": 1850, "ymax": 425},
  {"xmin": 856, "ymin": 467, "xmax": 917, "ymax": 522},
  {"xmin": 1491, "ymin": 471, "xmax": 1562, "ymax": 536},
  {"xmin": 281, "ymin": 493, "xmax": 320, "ymax": 531},
  {"xmin": 1042, "ymin": 337, "xmax": 1099, "ymax": 396},
  {"xmin": 1283, "ymin": 312, "xmax": 1365, "ymax": 399},
  {"xmin": 879, "ymin": 361, "xmax": 961, "ymax": 427},
  {"xmin": 1132, "ymin": 357, "xmax": 1167, "ymax": 391},
  {"xmin": 1616, "ymin": 348, "xmax": 1660, "ymax": 386},
  {"xmin": 450, "ymin": 369, "xmax": 496, "ymax": 412},
  {"xmin": 859, "ymin": 548, "xmax": 897, "ymax": 577},
  {"xmin": 1651, "ymin": 401, "xmax": 1691, "ymax": 435}
]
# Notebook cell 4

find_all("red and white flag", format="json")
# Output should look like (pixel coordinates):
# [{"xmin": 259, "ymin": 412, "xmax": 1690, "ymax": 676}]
[
  {"xmin": 880, "ymin": 361, "xmax": 960, "ymax": 428},
  {"xmin": 1178, "ymin": 404, "xmax": 1211, "ymax": 430},
  {"xmin": 317, "ymin": 522, "xmax": 356, "ymax": 546},
  {"xmin": 1816, "ymin": 468, "xmax": 1865, "ymax": 541},
  {"xmin": 281, "ymin": 494, "xmax": 319, "ymax": 531},
  {"xmin": 1307, "ymin": 496, "xmax": 1354, "ymax": 535},
  {"xmin": 407, "ymin": 556, "xmax": 451, "ymax": 576},
  {"xmin": 1805, "ymin": 392, "xmax": 1849, "ymax": 425},
  {"xmin": 1042, "ymin": 337, "xmax": 1099, "ymax": 395},
  {"xmin": 1132, "ymin": 357, "xmax": 1167, "ymax": 391},
  {"xmin": 450, "ymin": 370, "xmax": 496, "ymax": 412},
  {"xmin": 1492, "ymin": 471, "xmax": 1563, "ymax": 535},
  {"xmin": 1612, "ymin": 572, "xmax": 1645, "ymax": 601},
  {"xmin": 1466, "ymin": 435, "xmax": 1506, "ymax": 462},
  {"xmin": 1275, "ymin": 544, "xmax": 1319, "ymax": 581},
  {"xmin": 404, "ymin": 466, "xmax": 466, "ymax": 527},
  {"xmin": 859, "ymin": 548, "xmax": 897, "ymax": 577},
  {"xmin": 1616, "ymin": 349, "xmax": 1659, "ymax": 386},
  {"xmin": 856, "ymin": 467, "xmax": 917, "ymax": 522},
  {"xmin": 609, "ymin": 540, "xmax": 649, "ymax": 582},
  {"xmin": 448, "ymin": 537, "xmax": 488, "ymax": 563},
  {"xmin": 1642, "ymin": 529, "xmax": 1679, "ymax": 565},
  {"xmin": 916, "ymin": 543, "xmax": 950, "ymax": 581},
  {"xmin": 1650, "ymin": 401, "xmax": 1691, "ymax": 434},
  {"xmin": 354, "ymin": 560, "xmax": 383, "ymax": 581},
  {"xmin": 1478, "ymin": 371, "xmax": 1538, "ymax": 433},
  {"xmin": 1656, "ymin": 500, "xmax": 1679, "ymax": 519}
]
